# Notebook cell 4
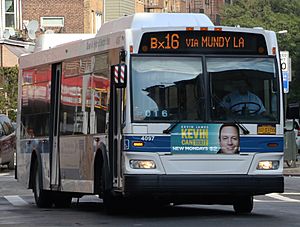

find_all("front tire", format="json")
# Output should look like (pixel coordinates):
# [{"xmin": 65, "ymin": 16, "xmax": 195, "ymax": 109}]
[
  {"xmin": 32, "ymin": 161, "xmax": 53, "ymax": 208},
  {"xmin": 53, "ymin": 193, "xmax": 72, "ymax": 208},
  {"xmin": 102, "ymin": 191, "xmax": 124, "ymax": 214},
  {"xmin": 100, "ymin": 170, "xmax": 123, "ymax": 214},
  {"xmin": 233, "ymin": 196, "xmax": 253, "ymax": 214}
]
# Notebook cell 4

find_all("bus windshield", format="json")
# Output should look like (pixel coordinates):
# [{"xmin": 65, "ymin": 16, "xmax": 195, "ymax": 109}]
[
  {"xmin": 210, "ymin": 57, "xmax": 279, "ymax": 122},
  {"xmin": 131, "ymin": 56, "xmax": 279, "ymax": 123},
  {"xmin": 131, "ymin": 56, "xmax": 204, "ymax": 121}
]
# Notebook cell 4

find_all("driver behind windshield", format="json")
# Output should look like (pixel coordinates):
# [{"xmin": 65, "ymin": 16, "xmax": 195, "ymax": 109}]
[{"xmin": 220, "ymin": 80, "xmax": 266, "ymax": 115}]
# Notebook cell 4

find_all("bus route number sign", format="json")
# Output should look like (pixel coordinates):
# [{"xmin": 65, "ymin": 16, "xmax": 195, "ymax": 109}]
[{"xmin": 139, "ymin": 31, "xmax": 267, "ymax": 55}]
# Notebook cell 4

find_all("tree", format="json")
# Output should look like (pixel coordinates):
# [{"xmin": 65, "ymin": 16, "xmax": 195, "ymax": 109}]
[
  {"xmin": 221, "ymin": 0, "xmax": 300, "ymax": 103},
  {"xmin": 0, "ymin": 66, "xmax": 18, "ymax": 121}
]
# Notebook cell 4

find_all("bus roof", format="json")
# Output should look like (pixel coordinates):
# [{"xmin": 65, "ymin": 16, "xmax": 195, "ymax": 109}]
[
  {"xmin": 19, "ymin": 13, "xmax": 278, "ymax": 69},
  {"xmin": 97, "ymin": 13, "xmax": 214, "ymax": 36},
  {"xmin": 34, "ymin": 34, "xmax": 95, "ymax": 52}
]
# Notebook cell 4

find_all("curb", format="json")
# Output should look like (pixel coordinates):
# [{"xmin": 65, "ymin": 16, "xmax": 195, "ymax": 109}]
[{"xmin": 283, "ymin": 173, "xmax": 300, "ymax": 176}]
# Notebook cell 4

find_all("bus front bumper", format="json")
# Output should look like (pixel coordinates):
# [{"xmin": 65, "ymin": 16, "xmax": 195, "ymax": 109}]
[{"xmin": 123, "ymin": 174, "xmax": 283, "ymax": 198}]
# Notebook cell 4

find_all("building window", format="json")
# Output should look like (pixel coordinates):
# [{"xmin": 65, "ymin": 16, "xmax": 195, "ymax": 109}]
[
  {"xmin": 41, "ymin": 17, "xmax": 64, "ymax": 27},
  {"xmin": 95, "ymin": 12, "xmax": 102, "ymax": 32},
  {"xmin": 5, "ymin": 0, "xmax": 15, "ymax": 28}
]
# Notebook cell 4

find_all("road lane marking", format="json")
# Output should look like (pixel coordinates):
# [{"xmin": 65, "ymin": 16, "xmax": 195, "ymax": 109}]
[
  {"xmin": 0, "ymin": 172, "xmax": 10, "ymax": 177},
  {"xmin": 282, "ymin": 192, "xmax": 300, "ymax": 195},
  {"xmin": 254, "ymin": 199, "xmax": 282, "ymax": 202},
  {"xmin": 266, "ymin": 193, "xmax": 300, "ymax": 202},
  {"xmin": 4, "ymin": 195, "xmax": 29, "ymax": 206}
]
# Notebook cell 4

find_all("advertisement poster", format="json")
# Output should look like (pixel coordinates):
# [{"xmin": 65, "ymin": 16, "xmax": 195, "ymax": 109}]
[{"xmin": 171, "ymin": 123, "xmax": 240, "ymax": 154}]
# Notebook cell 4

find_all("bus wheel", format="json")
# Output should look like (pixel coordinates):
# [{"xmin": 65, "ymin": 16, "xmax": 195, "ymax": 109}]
[
  {"xmin": 32, "ymin": 161, "xmax": 53, "ymax": 208},
  {"xmin": 233, "ymin": 196, "xmax": 253, "ymax": 214},
  {"xmin": 102, "ymin": 190, "xmax": 124, "ymax": 214},
  {"xmin": 101, "ymin": 176, "xmax": 123, "ymax": 213},
  {"xmin": 53, "ymin": 193, "xmax": 72, "ymax": 208}
]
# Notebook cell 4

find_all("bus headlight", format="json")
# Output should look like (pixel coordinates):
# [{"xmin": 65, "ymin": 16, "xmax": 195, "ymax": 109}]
[
  {"xmin": 130, "ymin": 160, "xmax": 156, "ymax": 169},
  {"xmin": 257, "ymin": 160, "xmax": 279, "ymax": 170}
]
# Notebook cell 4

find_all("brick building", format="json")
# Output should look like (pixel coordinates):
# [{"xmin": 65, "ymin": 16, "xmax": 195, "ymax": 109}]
[
  {"xmin": 188, "ymin": 0, "xmax": 231, "ymax": 25},
  {"xmin": 137, "ymin": 0, "xmax": 185, "ymax": 14},
  {"xmin": 1, "ymin": 0, "xmax": 103, "ymax": 67},
  {"xmin": 144, "ymin": 0, "xmax": 231, "ymax": 24},
  {"xmin": 0, "ymin": 0, "xmax": 32, "ymax": 67},
  {"xmin": 21, "ymin": 0, "xmax": 103, "ymax": 34},
  {"xmin": 135, "ymin": 0, "xmax": 145, "ymax": 13}
]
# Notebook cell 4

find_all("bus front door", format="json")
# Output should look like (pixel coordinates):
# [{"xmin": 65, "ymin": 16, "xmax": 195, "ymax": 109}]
[{"xmin": 49, "ymin": 63, "xmax": 62, "ymax": 190}]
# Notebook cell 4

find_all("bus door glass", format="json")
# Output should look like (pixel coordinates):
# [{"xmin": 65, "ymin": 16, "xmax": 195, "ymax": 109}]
[{"xmin": 50, "ymin": 63, "xmax": 62, "ymax": 188}]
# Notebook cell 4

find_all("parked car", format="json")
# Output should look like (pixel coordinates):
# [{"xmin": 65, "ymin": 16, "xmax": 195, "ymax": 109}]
[
  {"xmin": 12, "ymin": 122, "xmax": 17, "ymax": 130},
  {"xmin": 0, "ymin": 114, "xmax": 16, "ymax": 169}
]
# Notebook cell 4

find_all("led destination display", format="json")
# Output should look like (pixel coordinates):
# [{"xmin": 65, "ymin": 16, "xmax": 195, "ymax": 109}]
[{"xmin": 139, "ymin": 31, "xmax": 267, "ymax": 55}]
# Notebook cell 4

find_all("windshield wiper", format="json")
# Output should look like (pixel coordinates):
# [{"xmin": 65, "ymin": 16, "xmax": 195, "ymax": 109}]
[
  {"xmin": 233, "ymin": 120, "xmax": 250, "ymax": 135},
  {"xmin": 163, "ymin": 120, "xmax": 181, "ymax": 134}
]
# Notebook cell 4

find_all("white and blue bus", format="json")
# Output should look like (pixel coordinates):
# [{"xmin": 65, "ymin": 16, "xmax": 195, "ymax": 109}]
[{"xmin": 17, "ymin": 13, "xmax": 284, "ymax": 213}]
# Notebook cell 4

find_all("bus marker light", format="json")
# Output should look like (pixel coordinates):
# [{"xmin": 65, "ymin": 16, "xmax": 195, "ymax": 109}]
[
  {"xmin": 130, "ymin": 160, "xmax": 156, "ymax": 169},
  {"xmin": 141, "ymin": 45, "xmax": 148, "ymax": 52},
  {"xmin": 186, "ymin": 27, "xmax": 194, "ymax": 31},
  {"xmin": 267, "ymin": 143, "xmax": 278, "ymax": 148},
  {"xmin": 257, "ymin": 160, "xmax": 279, "ymax": 170},
  {"xmin": 200, "ymin": 27, "xmax": 208, "ymax": 31},
  {"xmin": 258, "ymin": 47, "xmax": 266, "ymax": 54},
  {"xmin": 214, "ymin": 27, "xmax": 222, "ymax": 31},
  {"xmin": 130, "ymin": 45, "xmax": 134, "ymax": 53},
  {"xmin": 272, "ymin": 47, "xmax": 276, "ymax": 55},
  {"xmin": 133, "ymin": 141, "xmax": 144, "ymax": 147}
]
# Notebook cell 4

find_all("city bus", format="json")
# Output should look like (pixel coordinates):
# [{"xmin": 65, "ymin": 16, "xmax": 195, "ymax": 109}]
[{"xmin": 17, "ymin": 13, "xmax": 284, "ymax": 213}]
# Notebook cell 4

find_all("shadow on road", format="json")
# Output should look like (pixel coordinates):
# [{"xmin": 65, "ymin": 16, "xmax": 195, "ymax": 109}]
[{"xmin": 70, "ymin": 200, "xmax": 271, "ymax": 219}]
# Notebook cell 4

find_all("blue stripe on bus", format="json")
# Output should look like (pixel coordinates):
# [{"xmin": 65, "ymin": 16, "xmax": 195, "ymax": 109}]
[
  {"xmin": 240, "ymin": 137, "xmax": 284, "ymax": 153},
  {"xmin": 124, "ymin": 136, "xmax": 171, "ymax": 152},
  {"xmin": 123, "ymin": 136, "xmax": 284, "ymax": 153}
]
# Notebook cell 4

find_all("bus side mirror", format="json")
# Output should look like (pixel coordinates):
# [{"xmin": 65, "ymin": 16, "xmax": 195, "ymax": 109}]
[
  {"xmin": 284, "ymin": 119, "xmax": 294, "ymax": 132},
  {"xmin": 111, "ymin": 64, "xmax": 127, "ymax": 88}
]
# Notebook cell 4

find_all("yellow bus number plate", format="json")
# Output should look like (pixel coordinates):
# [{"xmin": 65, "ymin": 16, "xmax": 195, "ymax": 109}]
[{"xmin": 257, "ymin": 125, "xmax": 276, "ymax": 135}]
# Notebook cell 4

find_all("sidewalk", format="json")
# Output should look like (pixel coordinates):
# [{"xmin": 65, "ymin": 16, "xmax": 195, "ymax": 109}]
[{"xmin": 283, "ymin": 159, "xmax": 300, "ymax": 176}]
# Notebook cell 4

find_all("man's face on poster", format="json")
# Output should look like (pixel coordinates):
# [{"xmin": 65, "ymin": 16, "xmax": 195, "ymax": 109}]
[{"xmin": 219, "ymin": 126, "xmax": 240, "ymax": 154}]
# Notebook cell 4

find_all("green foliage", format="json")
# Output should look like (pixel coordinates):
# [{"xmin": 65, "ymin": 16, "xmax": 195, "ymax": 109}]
[
  {"xmin": 221, "ymin": 0, "xmax": 300, "ymax": 103},
  {"xmin": 0, "ymin": 66, "xmax": 18, "ymax": 121}
]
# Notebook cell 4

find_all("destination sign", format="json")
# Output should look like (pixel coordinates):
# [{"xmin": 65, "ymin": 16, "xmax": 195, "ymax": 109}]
[{"xmin": 138, "ymin": 31, "xmax": 267, "ymax": 55}]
